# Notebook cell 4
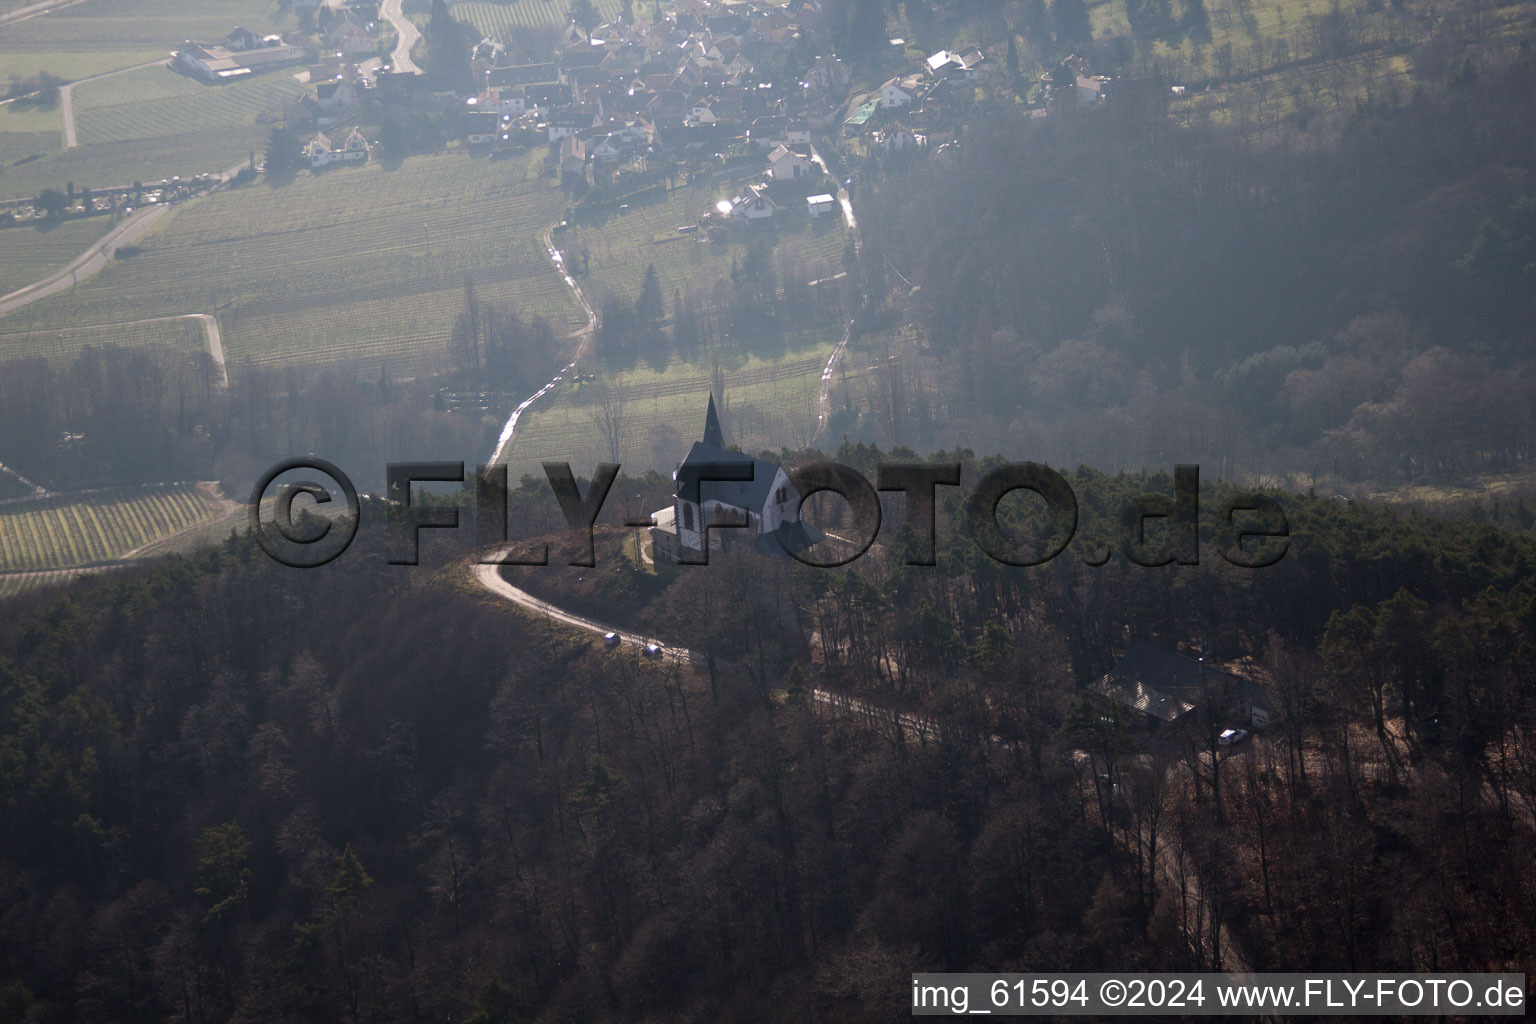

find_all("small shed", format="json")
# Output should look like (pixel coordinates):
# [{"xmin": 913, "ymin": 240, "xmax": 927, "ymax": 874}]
[{"xmin": 806, "ymin": 194, "xmax": 835, "ymax": 218}]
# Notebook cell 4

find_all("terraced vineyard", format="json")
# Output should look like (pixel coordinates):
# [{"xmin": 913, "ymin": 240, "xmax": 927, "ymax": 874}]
[
  {"xmin": 0, "ymin": 482, "xmax": 215, "ymax": 572},
  {"xmin": 0, "ymin": 315, "xmax": 210, "ymax": 369},
  {"xmin": 1, "ymin": 151, "xmax": 583, "ymax": 373},
  {"xmin": 73, "ymin": 64, "xmax": 306, "ymax": 145},
  {"xmin": 0, "ymin": 217, "xmax": 112, "ymax": 297},
  {"xmin": 450, "ymin": 0, "xmax": 625, "ymax": 39},
  {"xmin": 0, "ymin": 126, "xmax": 264, "ymax": 201}
]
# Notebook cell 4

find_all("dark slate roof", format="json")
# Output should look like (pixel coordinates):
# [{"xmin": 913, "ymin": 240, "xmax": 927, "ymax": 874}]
[
  {"xmin": 675, "ymin": 442, "xmax": 780, "ymax": 511},
  {"xmin": 487, "ymin": 63, "xmax": 558, "ymax": 88},
  {"xmin": 702, "ymin": 392, "xmax": 724, "ymax": 447},
  {"xmin": 1086, "ymin": 641, "xmax": 1271, "ymax": 722},
  {"xmin": 756, "ymin": 518, "xmax": 824, "ymax": 554}
]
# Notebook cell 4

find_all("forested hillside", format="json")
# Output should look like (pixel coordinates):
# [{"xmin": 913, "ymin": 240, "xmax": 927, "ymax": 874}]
[
  {"xmin": 847, "ymin": 23, "xmax": 1536, "ymax": 489},
  {"xmin": 0, "ymin": 469, "xmax": 1531, "ymax": 1020}
]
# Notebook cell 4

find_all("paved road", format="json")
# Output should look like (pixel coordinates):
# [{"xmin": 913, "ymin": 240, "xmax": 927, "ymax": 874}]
[
  {"xmin": 59, "ymin": 57, "xmax": 170, "ymax": 149},
  {"xmin": 471, "ymin": 556, "xmax": 933, "ymax": 734},
  {"xmin": 0, "ymin": 204, "xmax": 172, "ymax": 317},
  {"xmin": 473, "ymin": 558, "xmax": 685, "ymax": 660},
  {"xmin": 380, "ymin": 0, "xmax": 422, "ymax": 75},
  {"xmin": 808, "ymin": 145, "xmax": 858, "ymax": 239}
]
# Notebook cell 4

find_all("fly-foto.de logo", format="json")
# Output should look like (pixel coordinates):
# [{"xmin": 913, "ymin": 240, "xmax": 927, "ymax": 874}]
[{"xmin": 249, "ymin": 457, "xmax": 1289, "ymax": 572}]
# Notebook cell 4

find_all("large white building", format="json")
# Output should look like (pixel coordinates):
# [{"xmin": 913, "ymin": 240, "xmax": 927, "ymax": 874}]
[{"xmin": 651, "ymin": 396, "xmax": 822, "ymax": 562}]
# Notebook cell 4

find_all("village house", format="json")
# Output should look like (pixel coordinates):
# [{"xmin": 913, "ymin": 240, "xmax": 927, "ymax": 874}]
[
  {"xmin": 724, "ymin": 184, "xmax": 777, "ymax": 221},
  {"xmin": 488, "ymin": 63, "xmax": 560, "ymax": 89},
  {"xmin": 650, "ymin": 397, "xmax": 822, "ymax": 563},
  {"xmin": 924, "ymin": 47, "xmax": 986, "ymax": 80},
  {"xmin": 225, "ymin": 26, "xmax": 281, "ymax": 52},
  {"xmin": 559, "ymin": 135, "xmax": 587, "ymax": 176},
  {"xmin": 872, "ymin": 123, "xmax": 918, "ymax": 152},
  {"xmin": 766, "ymin": 144, "xmax": 813, "ymax": 181},
  {"xmin": 1086, "ymin": 641, "xmax": 1274, "ymax": 731},
  {"xmin": 464, "ymin": 110, "xmax": 500, "ymax": 145},
  {"xmin": 878, "ymin": 73, "xmax": 922, "ymax": 108},
  {"xmin": 325, "ymin": 15, "xmax": 375, "ymax": 58},
  {"xmin": 591, "ymin": 134, "xmax": 625, "ymax": 163},
  {"xmin": 305, "ymin": 128, "xmax": 371, "ymax": 168},
  {"xmin": 315, "ymin": 78, "xmax": 356, "ymax": 112}
]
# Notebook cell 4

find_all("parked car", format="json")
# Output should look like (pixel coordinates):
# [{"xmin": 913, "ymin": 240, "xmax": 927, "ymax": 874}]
[
  {"xmin": 1218, "ymin": 728, "xmax": 1250, "ymax": 746},
  {"xmin": 642, "ymin": 642, "xmax": 664, "ymax": 659},
  {"xmin": 603, "ymin": 632, "xmax": 621, "ymax": 648}
]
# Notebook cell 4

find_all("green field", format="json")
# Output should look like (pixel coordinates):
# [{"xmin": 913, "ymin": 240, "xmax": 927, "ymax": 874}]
[
  {"xmin": 0, "ymin": 314, "xmax": 210, "ymax": 368},
  {"xmin": 0, "ymin": 49, "xmax": 166, "ymax": 81},
  {"xmin": 0, "ymin": 100, "xmax": 59, "ymax": 135},
  {"xmin": 73, "ymin": 63, "xmax": 305, "ymax": 145},
  {"xmin": 1, "ymin": 150, "xmax": 582, "ymax": 376},
  {"xmin": 0, "ymin": 481, "xmax": 214, "ymax": 572},
  {"xmin": 502, "ymin": 335, "xmax": 840, "ymax": 478},
  {"xmin": 0, "ymin": 216, "xmax": 110, "ymax": 296}
]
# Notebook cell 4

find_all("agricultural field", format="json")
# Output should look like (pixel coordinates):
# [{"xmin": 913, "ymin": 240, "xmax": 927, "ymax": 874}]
[
  {"xmin": 0, "ymin": 125, "xmax": 264, "ymax": 200},
  {"xmin": 448, "ymin": 0, "xmax": 625, "ymax": 40},
  {"xmin": 0, "ymin": 49, "xmax": 165, "ymax": 81},
  {"xmin": 0, "ymin": 481, "xmax": 215, "ymax": 572},
  {"xmin": 501, "ymin": 334, "xmax": 841, "ymax": 479},
  {"xmin": 560, "ymin": 175, "xmax": 852, "ymax": 307},
  {"xmin": 72, "ymin": 63, "xmax": 306, "ymax": 145},
  {"xmin": 0, "ymin": 315, "xmax": 211, "ymax": 369},
  {"xmin": 1, "ymin": 150, "xmax": 582, "ymax": 376},
  {"xmin": 0, "ymin": 216, "xmax": 111, "ymax": 297},
  {"xmin": 0, "ymin": 0, "xmax": 283, "ymax": 55}
]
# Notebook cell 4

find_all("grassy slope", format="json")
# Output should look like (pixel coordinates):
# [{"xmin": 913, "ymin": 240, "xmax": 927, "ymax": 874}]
[{"xmin": 1, "ymin": 150, "xmax": 581, "ymax": 375}]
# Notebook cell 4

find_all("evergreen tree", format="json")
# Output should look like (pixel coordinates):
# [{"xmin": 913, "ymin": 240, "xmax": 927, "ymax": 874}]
[
  {"xmin": 636, "ymin": 264, "xmax": 665, "ymax": 325},
  {"xmin": 264, "ymin": 125, "xmax": 304, "ymax": 179}
]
